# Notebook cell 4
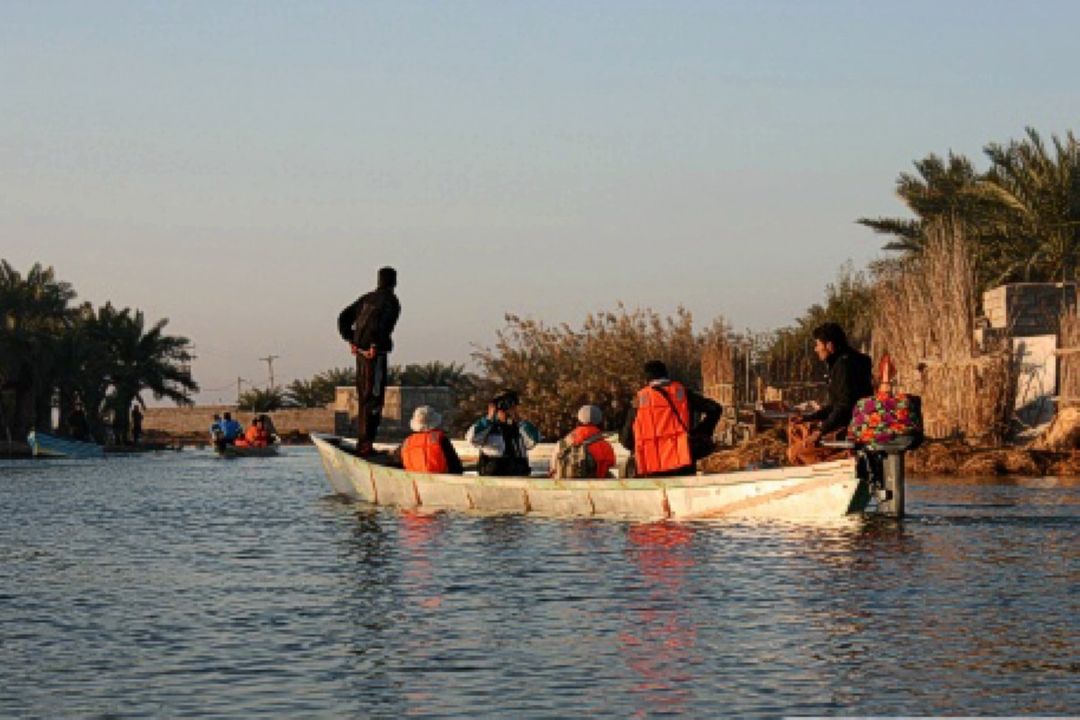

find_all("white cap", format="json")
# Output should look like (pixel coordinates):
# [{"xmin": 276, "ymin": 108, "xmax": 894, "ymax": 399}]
[
  {"xmin": 409, "ymin": 405, "xmax": 443, "ymax": 432},
  {"xmin": 577, "ymin": 405, "xmax": 603, "ymax": 426}
]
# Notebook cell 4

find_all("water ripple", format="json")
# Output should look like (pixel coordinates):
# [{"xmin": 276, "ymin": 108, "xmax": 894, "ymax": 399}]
[{"xmin": 1, "ymin": 450, "xmax": 1077, "ymax": 718}]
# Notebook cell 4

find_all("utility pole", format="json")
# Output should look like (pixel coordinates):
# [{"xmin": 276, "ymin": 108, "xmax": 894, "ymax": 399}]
[
  {"xmin": 259, "ymin": 354, "xmax": 280, "ymax": 390},
  {"xmin": 237, "ymin": 376, "xmax": 245, "ymax": 405}
]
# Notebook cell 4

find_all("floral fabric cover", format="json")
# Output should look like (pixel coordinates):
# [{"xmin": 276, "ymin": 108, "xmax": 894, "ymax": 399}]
[{"xmin": 848, "ymin": 391, "xmax": 922, "ymax": 449}]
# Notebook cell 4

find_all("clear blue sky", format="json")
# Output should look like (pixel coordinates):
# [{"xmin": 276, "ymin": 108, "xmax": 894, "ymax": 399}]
[{"xmin": 3, "ymin": 0, "xmax": 1078, "ymax": 402}]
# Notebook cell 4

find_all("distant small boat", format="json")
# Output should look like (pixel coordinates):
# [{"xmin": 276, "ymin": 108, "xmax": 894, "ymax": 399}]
[
  {"xmin": 312, "ymin": 433, "xmax": 870, "ymax": 521},
  {"xmin": 27, "ymin": 431, "xmax": 105, "ymax": 459},
  {"xmin": 214, "ymin": 440, "xmax": 281, "ymax": 458}
]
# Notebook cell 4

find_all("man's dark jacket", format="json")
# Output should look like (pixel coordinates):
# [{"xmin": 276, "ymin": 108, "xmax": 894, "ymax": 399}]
[
  {"xmin": 805, "ymin": 346, "xmax": 873, "ymax": 434},
  {"xmin": 337, "ymin": 287, "xmax": 401, "ymax": 353}
]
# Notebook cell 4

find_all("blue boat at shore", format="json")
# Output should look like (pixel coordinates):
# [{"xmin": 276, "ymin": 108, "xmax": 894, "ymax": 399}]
[{"xmin": 26, "ymin": 431, "xmax": 106, "ymax": 459}]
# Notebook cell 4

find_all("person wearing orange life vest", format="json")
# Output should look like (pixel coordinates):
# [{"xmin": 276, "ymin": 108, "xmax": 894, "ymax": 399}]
[
  {"xmin": 400, "ymin": 405, "xmax": 463, "ymax": 475},
  {"xmin": 236, "ymin": 416, "xmax": 271, "ymax": 448},
  {"xmin": 620, "ymin": 360, "xmax": 722, "ymax": 478},
  {"xmin": 549, "ymin": 405, "xmax": 617, "ymax": 479}
]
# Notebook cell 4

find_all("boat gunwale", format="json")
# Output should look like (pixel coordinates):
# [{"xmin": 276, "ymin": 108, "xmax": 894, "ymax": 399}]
[{"xmin": 310, "ymin": 432, "xmax": 855, "ymax": 490}]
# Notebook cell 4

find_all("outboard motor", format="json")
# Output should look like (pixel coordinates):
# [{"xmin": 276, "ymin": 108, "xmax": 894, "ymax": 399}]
[
  {"xmin": 861, "ymin": 436, "xmax": 917, "ymax": 517},
  {"xmin": 845, "ymin": 383, "xmax": 924, "ymax": 518},
  {"xmin": 827, "ymin": 437, "xmax": 917, "ymax": 518}
]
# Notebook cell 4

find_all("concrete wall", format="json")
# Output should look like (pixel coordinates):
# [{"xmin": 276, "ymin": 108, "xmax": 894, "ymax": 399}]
[
  {"xmin": 143, "ymin": 386, "xmax": 457, "ymax": 442},
  {"xmin": 332, "ymin": 386, "xmax": 455, "ymax": 440},
  {"xmin": 143, "ymin": 405, "xmax": 335, "ymax": 440},
  {"xmin": 977, "ymin": 283, "xmax": 1078, "ymax": 429},
  {"xmin": 982, "ymin": 283, "xmax": 1076, "ymax": 336}
]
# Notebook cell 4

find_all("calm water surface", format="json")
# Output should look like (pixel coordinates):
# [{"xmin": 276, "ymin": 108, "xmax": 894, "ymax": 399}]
[{"xmin": 1, "ymin": 448, "xmax": 1077, "ymax": 718}]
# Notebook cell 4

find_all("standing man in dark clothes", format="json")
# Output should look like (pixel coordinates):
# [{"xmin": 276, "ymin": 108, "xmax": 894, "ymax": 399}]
[
  {"xmin": 68, "ymin": 401, "xmax": 89, "ymax": 441},
  {"xmin": 130, "ymin": 403, "xmax": 144, "ymax": 445},
  {"xmin": 787, "ymin": 322, "xmax": 874, "ymax": 465},
  {"xmin": 620, "ymin": 360, "xmax": 722, "ymax": 477},
  {"xmin": 337, "ymin": 266, "xmax": 401, "ymax": 455}
]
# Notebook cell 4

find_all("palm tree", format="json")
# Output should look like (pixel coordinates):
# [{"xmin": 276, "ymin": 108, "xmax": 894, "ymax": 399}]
[
  {"xmin": 238, "ymin": 386, "xmax": 286, "ymax": 412},
  {"xmin": 284, "ymin": 378, "xmax": 325, "ymax": 408},
  {"xmin": 87, "ymin": 303, "xmax": 198, "ymax": 443},
  {"xmin": 395, "ymin": 361, "xmax": 470, "ymax": 388},
  {"xmin": 0, "ymin": 261, "xmax": 76, "ymax": 439},
  {"xmin": 860, "ymin": 129, "xmax": 1080, "ymax": 289},
  {"xmin": 287, "ymin": 366, "xmax": 357, "ymax": 407},
  {"xmin": 977, "ymin": 127, "xmax": 1080, "ymax": 284},
  {"xmin": 858, "ymin": 152, "xmax": 989, "ymax": 255},
  {"xmin": 313, "ymin": 367, "xmax": 355, "ymax": 399},
  {"xmin": 53, "ymin": 302, "xmax": 111, "ymax": 440}
]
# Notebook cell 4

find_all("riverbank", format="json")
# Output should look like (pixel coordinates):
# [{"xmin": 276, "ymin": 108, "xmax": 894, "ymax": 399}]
[
  {"xmin": 15, "ymin": 409, "xmax": 1080, "ymax": 475},
  {"xmin": 699, "ymin": 428, "xmax": 1080, "ymax": 477}
]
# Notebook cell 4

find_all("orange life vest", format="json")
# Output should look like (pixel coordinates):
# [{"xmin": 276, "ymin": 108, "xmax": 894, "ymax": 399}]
[
  {"xmin": 568, "ymin": 425, "xmax": 617, "ymax": 478},
  {"xmin": 633, "ymin": 381, "xmax": 692, "ymax": 476},
  {"xmin": 237, "ymin": 424, "xmax": 269, "ymax": 447},
  {"xmin": 402, "ymin": 430, "xmax": 450, "ymax": 473}
]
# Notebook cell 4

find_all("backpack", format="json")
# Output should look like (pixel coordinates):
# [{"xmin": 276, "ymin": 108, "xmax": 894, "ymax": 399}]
[{"xmin": 554, "ymin": 433, "xmax": 607, "ymax": 479}]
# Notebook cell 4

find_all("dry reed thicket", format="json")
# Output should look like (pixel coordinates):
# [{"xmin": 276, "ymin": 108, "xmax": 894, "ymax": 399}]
[
  {"xmin": 1027, "ymin": 306, "xmax": 1080, "ymax": 463},
  {"xmin": 1056, "ymin": 307, "xmax": 1080, "ymax": 409},
  {"xmin": 457, "ymin": 305, "xmax": 728, "ymax": 438},
  {"xmin": 868, "ymin": 220, "xmax": 1080, "ymax": 474},
  {"xmin": 701, "ymin": 329, "xmax": 735, "ymax": 407},
  {"xmin": 871, "ymin": 219, "xmax": 1015, "ymax": 446}
]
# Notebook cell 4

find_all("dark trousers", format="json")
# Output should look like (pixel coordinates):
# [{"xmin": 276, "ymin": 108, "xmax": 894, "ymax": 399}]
[{"xmin": 356, "ymin": 352, "xmax": 388, "ymax": 445}]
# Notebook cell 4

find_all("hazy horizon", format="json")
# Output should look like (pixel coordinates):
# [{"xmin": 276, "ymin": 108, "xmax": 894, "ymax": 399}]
[{"xmin": 4, "ymin": 1, "xmax": 1079, "ymax": 404}]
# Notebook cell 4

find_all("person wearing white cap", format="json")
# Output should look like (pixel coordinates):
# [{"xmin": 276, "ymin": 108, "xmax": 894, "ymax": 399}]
[
  {"xmin": 400, "ymin": 405, "xmax": 462, "ymax": 474},
  {"xmin": 550, "ymin": 404, "xmax": 616, "ymax": 479}
]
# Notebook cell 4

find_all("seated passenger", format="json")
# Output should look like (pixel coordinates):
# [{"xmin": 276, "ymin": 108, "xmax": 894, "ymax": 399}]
[
  {"xmin": 220, "ymin": 412, "xmax": 244, "ymax": 445},
  {"xmin": 620, "ymin": 360, "xmax": 722, "ymax": 478},
  {"xmin": 210, "ymin": 413, "xmax": 226, "ymax": 450},
  {"xmin": 400, "ymin": 405, "xmax": 463, "ymax": 474},
  {"xmin": 237, "ymin": 416, "xmax": 271, "ymax": 448},
  {"xmin": 550, "ymin": 405, "xmax": 616, "ymax": 479},
  {"xmin": 465, "ymin": 390, "xmax": 541, "ymax": 476},
  {"xmin": 258, "ymin": 413, "xmax": 279, "ymax": 440}
]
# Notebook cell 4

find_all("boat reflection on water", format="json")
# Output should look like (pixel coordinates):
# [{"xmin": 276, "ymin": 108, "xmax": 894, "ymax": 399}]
[
  {"xmin": 618, "ymin": 522, "xmax": 700, "ymax": 716},
  {"xmin": 399, "ymin": 510, "xmax": 445, "ymax": 610},
  {"xmin": 396, "ymin": 511, "xmax": 446, "ymax": 715}
]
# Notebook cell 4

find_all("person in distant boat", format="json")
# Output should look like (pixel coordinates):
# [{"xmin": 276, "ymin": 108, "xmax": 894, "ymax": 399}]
[
  {"xmin": 68, "ymin": 402, "xmax": 89, "ymax": 441},
  {"xmin": 236, "ymin": 416, "xmax": 271, "ymax": 448},
  {"xmin": 620, "ymin": 360, "xmax": 722, "ymax": 478},
  {"xmin": 550, "ymin": 405, "xmax": 616, "ymax": 479},
  {"xmin": 258, "ymin": 413, "xmax": 278, "ymax": 441},
  {"xmin": 398, "ymin": 405, "xmax": 463, "ymax": 475},
  {"xmin": 130, "ymin": 403, "xmax": 144, "ymax": 445},
  {"xmin": 210, "ymin": 414, "xmax": 225, "ymax": 450},
  {"xmin": 466, "ymin": 389, "xmax": 541, "ymax": 476},
  {"xmin": 220, "ymin": 412, "xmax": 244, "ymax": 445},
  {"xmin": 337, "ymin": 266, "xmax": 401, "ymax": 457},
  {"xmin": 787, "ymin": 322, "xmax": 873, "ymax": 466}
]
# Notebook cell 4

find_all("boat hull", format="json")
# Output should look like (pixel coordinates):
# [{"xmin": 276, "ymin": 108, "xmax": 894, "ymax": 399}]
[
  {"xmin": 215, "ymin": 443, "xmax": 280, "ymax": 458},
  {"xmin": 27, "ymin": 431, "xmax": 105, "ymax": 459},
  {"xmin": 312, "ymin": 433, "xmax": 869, "ymax": 521}
]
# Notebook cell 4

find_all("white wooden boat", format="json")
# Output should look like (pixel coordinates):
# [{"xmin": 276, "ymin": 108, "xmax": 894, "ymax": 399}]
[
  {"xmin": 27, "ymin": 431, "xmax": 105, "ymax": 459},
  {"xmin": 312, "ymin": 433, "xmax": 871, "ymax": 521}
]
